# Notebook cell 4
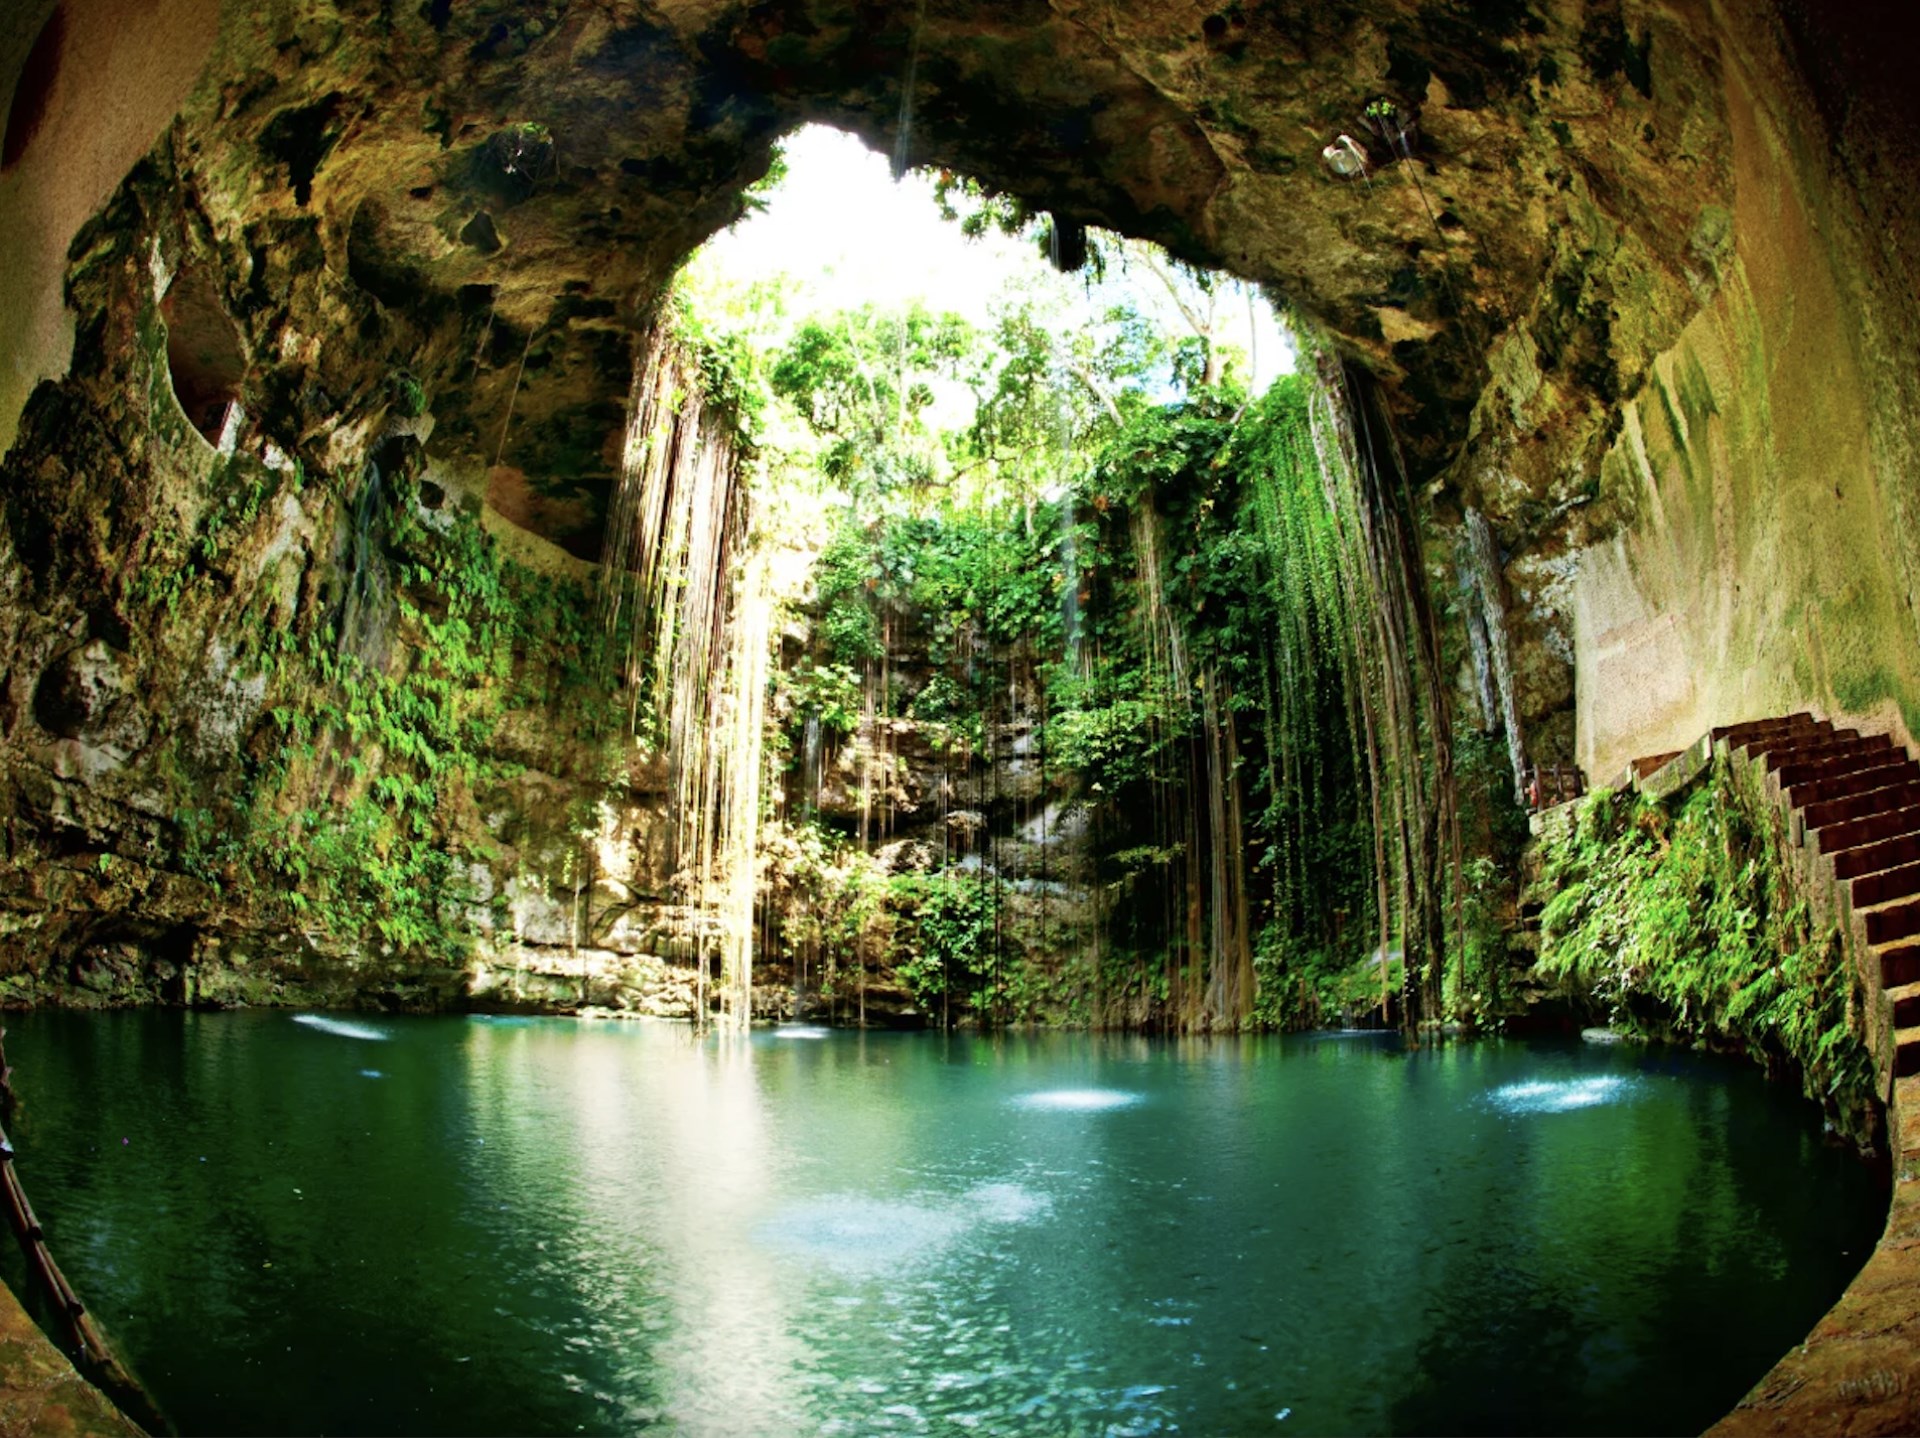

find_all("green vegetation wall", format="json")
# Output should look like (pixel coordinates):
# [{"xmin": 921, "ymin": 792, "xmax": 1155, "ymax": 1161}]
[
  {"xmin": 1530, "ymin": 762, "xmax": 1876, "ymax": 1143},
  {"xmin": 761, "ymin": 367, "xmax": 1527, "ymax": 1033}
]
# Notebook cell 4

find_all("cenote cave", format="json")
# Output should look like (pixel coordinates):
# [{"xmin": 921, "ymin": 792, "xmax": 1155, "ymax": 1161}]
[{"xmin": 2, "ymin": 2, "xmax": 1920, "ymax": 1434}]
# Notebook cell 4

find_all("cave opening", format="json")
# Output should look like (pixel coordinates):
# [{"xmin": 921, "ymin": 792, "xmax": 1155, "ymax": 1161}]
[
  {"xmin": 160, "ymin": 261, "xmax": 247, "ymax": 447},
  {"xmin": 612, "ymin": 121, "xmax": 1316, "ymax": 1034}
]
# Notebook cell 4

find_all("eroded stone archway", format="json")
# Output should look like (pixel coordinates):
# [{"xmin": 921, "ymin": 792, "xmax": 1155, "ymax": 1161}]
[
  {"xmin": 7, "ymin": 0, "xmax": 1915, "ymax": 774},
  {"xmin": 125, "ymin": 0, "xmax": 1739, "ymax": 514}
]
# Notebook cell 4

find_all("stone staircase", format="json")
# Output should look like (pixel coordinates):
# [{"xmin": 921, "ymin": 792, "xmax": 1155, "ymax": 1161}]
[
  {"xmin": 1681, "ymin": 714, "xmax": 1920, "ymax": 1434},
  {"xmin": 1626, "ymin": 712, "xmax": 1920, "ymax": 1083},
  {"xmin": 1580, "ymin": 712, "xmax": 1920, "ymax": 1435}
]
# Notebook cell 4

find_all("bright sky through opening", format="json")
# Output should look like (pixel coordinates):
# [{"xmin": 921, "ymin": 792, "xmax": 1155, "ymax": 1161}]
[{"xmin": 688, "ymin": 124, "xmax": 1296, "ymax": 394}]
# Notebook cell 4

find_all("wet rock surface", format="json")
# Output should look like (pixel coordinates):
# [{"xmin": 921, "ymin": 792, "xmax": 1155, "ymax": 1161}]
[{"xmin": 0, "ymin": 1286, "xmax": 141, "ymax": 1437}]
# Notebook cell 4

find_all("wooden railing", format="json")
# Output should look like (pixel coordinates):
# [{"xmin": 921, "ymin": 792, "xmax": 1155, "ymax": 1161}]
[
  {"xmin": 1524, "ymin": 762, "xmax": 1586, "ymax": 812},
  {"xmin": 0, "ymin": 1033, "xmax": 165, "ymax": 1433}
]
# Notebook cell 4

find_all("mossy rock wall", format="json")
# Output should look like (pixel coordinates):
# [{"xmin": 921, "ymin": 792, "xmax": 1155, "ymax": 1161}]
[{"xmin": 1528, "ymin": 760, "xmax": 1877, "ymax": 1146}]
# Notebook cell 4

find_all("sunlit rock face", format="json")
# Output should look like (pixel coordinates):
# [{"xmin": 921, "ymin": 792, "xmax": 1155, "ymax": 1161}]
[{"xmin": 0, "ymin": 0, "xmax": 1916, "ymax": 1002}]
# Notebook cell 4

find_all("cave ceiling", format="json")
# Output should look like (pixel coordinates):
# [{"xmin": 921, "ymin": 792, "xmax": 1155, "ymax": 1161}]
[{"xmin": 12, "ymin": 0, "xmax": 1737, "ymax": 556}]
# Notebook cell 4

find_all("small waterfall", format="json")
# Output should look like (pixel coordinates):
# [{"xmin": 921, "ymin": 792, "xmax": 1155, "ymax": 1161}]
[{"xmin": 800, "ymin": 713, "xmax": 823, "ymax": 819}]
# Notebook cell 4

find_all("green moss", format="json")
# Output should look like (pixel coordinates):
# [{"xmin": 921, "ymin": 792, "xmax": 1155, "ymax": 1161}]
[
  {"xmin": 1672, "ymin": 348, "xmax": 1720, "ymax": 426},
  {"xmin": 1649, "ymin": 371, "xmax": 1698, "ymax": 497},
  {"xmin": 1830, "ymin": 664, "xmax": 1894, "ymax": 715},
  {"xmin": 1531, "ymin": 762, "xmax": 1875, "ymax": 1141},
  {"xmin": 171, "ymin": 482, "xmax": 629, "ymax": 966}
]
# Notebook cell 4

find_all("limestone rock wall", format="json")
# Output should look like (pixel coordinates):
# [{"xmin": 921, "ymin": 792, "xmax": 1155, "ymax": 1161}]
[
  {"xmin": 0, "ymin": 145, "xmax": 715, "ymax": 1010},
  {"xmin": 1566, "ymin": 3, "xmax": 1920, "ymax": 783}
]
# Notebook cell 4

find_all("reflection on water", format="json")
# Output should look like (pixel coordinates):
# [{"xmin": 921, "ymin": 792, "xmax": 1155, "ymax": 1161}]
[
  {"xmin": 758, "ymin": 1196, "xmax": 970, "ymax": 1273},
  {"xmin": 290, "ymin": 1013, "xmax": 387, "ymax": 1041},
  {"xmin": 757, "ymin": 1182, "xmax": 1055, "ymax": 1278},
  {"xmin": 0, "ymin": 1014, "xmax": 1886, "ymax": 1437},
  {"xmin": 1008, "ymin": 1087, "xmax": 1142, "ymax": 1111},
  {"xmin": 1488, "ymin": 1075, "xmax": 1634, "ymax": 1113}
]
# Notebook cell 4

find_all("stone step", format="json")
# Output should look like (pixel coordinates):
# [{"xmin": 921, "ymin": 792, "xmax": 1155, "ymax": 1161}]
[
  {"xmin": 1630, "ymin": 750, "xmax": 1683, "ymax": 781},
  {"xmin": 1892, "ymin": 982, "xmax": 1920, "ymax": 1030},
  {"xmin": 1762, "ymin": 731, "xmax": 1886, "ymax": 774},
  {"xmin": 1896, "ymin": 1026, "xmax": 1920, "ymax": 1079},
  {"xmin": 1734, "ymin": 713, "xmax": 1832, "ymax": 740},
  {"xmin": 1880, "ymin": 941, "xmax": 1920, "ymax": 989},
  {"xmin": 1833, "ymin": 830, "xmax": 1920, "ymax": 882},
  {"xmin": 1863, "ymin": 895, "xmax": 1920, "ymax": 946},
  {"xmin": 1784, "ymin": 759, "xmax": 1920, "ymax": 810},
  {"xmin": 1808, "ymin": 803, "xmax": 1920, "ymax": 859},
  {"xmin": 1738, "ymin": 725, "xmax": 1835, "ymax": 757},
  {"xmin": 1778, "ymin": 746, "xmax": 1911, "ymax": 793},
  {"xmin": 1802, "ymin": 779, "xmax": 1920, "ymax": 834},
  {"xmin": 1852, "ymin": 860, "xmax": 1920, "ymax": 911},
  {"xmin": 1713, "ymin": 712, "xmax": 1822, "ymax": 745}
]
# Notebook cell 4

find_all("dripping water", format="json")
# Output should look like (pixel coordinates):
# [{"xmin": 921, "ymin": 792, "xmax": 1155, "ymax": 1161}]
[{"xmin": 800, "ymin": 714, "xmax": 823, "ymax": 820}]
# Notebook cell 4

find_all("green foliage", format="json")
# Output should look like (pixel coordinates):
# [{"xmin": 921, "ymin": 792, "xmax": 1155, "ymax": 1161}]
[
  {"xmin": 393, "ymin": 373, "xmax": 429, "ymax": 418},
  {"xmin": 764, "ymin": 821, "xmax": 893, "ymax": 1005},
  {"xmin": 247, "ymin": 498, "xmax": 518, "ymax": 958},
  {"xmin": 168, "ymin": 468, "xmax": 628, "ymax": 966},
  {"xmin": 125, "ymin": 456, "xmax": 289, "ymax": 618},
  {"xmin": 1251, "ymin": 925, "xmax": 1398, "ymax": 1029},
  {"xmin": 669, "ymin": 293, "xmax": 765, "ymax": 447},
  {"xmin": 928, "ymin": 170, "xmax": 1035, "ymax": 241},
  {"xmin": 957, "ymin": 300, "xmax": 1145, "ymax": 496},
  {"xmin": 890, "ymin": 871, "xmax": 1004, "ymax": 1018},
  {"xmin": 1534, "ymin": 769, "xmax": 1875, "ymax": 1133},
  {"xmin": 881, "ymin": 507, "xmax": 1067, "ymax": 653},
  {"xmin": 1068, "ymin": 380, "xmax": 1378, "ymax": 1007},
  {"xmin": 1445, "ymin": 730, "xmax": 1531, "ymax": 1017},
  {"xmin": 770, "ymin": 371, "xmax": 1392, "ymax": 1029},
  {"xmin": 196, "ymin": 461, "xmax": 283, "ymax": 565},
  {"xmin": 783, "ymin": 658, "xmax": 864, "ymax": 736},
  {"xmin": 769, "ymin": 304, "xmax": 974, "ymax": 502},
  {"xmin": 811, "ymin": 517, "xmax": 885, "ymax": 666}
]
